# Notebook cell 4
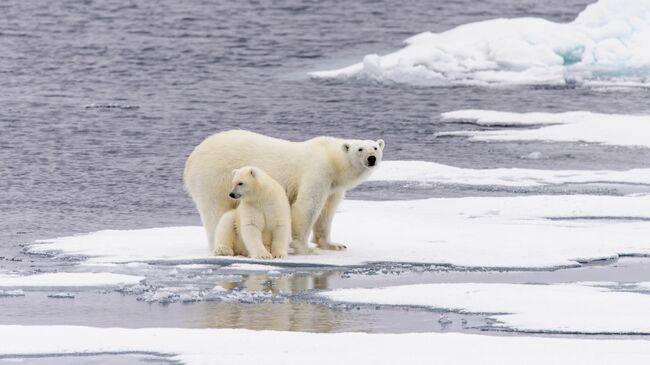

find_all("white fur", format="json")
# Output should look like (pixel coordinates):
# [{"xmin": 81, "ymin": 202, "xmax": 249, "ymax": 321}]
[
  {"xmin": 213, "ymin": 166, "xmax": 291, "ymax": 259},
  {"xmin": 183, "ymin": 130, "xmax": 385, "ymax": 254}
]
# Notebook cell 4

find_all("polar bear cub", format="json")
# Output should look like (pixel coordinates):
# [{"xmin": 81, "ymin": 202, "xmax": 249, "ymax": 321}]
[{"xmin": 213, "ymin": 166, "xmax": 291, "ymax": 259}]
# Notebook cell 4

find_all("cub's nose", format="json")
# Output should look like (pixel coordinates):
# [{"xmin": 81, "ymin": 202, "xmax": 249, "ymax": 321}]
[
  {"xmin": 229, "ymin": 192, "xmax": 239, "ymax": 199},
  {"xmin": 367, "ymin": 156, "xmax": 376, "ymax": 166}
]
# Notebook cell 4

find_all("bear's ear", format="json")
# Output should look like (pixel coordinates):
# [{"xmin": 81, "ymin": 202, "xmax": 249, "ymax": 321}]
[
  {"xmin": 231, "ymin": 169, "xmax": 238, "ymax": 177},
  {"xmin": 342, "ymin": 143, "xmax": 350, "ymax": 152},
  {"xmin": 249, "ymin": 167, "xmax": 256, "ymax": 178},
  {"xmin": 377, "ymin": 139, "xmax": 385, "ymax": 150}
]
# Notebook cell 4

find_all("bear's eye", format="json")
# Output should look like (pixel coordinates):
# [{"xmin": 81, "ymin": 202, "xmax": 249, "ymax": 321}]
[
  {"xmin": 238, "ymin": 182, "xmax": 243, "ymax": 186},
  {"xmin": 374, "ymin": 147, "xmax": 378, "ymax": 150},
  {"xmin": 358, "ymin": 148, "xmax": 363, "ymax": 152}
]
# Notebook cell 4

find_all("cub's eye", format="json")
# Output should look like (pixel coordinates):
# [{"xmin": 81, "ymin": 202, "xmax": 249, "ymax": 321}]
[
  {"xmin": 238, "ymin": 182, "xmax": 243, "ymax": 186},
  {"xmin": 374, "ymin": 147, "xmax": 378, "ymax": 150},
  {"xmin": 358, "ymin": 148, "xmax": 363, "ymax": 152}
]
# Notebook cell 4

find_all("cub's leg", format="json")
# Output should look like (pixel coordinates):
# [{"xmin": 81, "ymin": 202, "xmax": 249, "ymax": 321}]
[
  {"xmin": 213, "ymin": 210, "xmax": 237, "ymax": 256},
  {"xmin": 239, "ymin": 206, "xmax": 273, "ymax": 259},
  {"xmin": 270, "ymin": 224, "xmax": 291, "ymax": 259}
]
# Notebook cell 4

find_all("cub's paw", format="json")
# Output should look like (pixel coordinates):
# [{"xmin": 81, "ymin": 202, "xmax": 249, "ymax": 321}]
[
  {"xmin": 250, "ymin": 250, "xmax": 273, "ymax": 260},
  {"xmin": 272, "ymin": 251, "xmax": 288, "ymax": 259},
  {"xmin": 318, "ymin": 242, "xmax": 347, "ymax": 251},
  {"xmin": 213, "ymin": 245, "xmax": 234, "ymax": 256}
]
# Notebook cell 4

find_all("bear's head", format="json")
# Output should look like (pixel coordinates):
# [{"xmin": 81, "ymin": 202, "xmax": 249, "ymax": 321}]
[
  {"xmin": 342, "ymin": 139, "xmax": 385, "ymax": 170},
  {"xmin": 228, "ymin": 166, "xmax": 260, "ymax": 200}
]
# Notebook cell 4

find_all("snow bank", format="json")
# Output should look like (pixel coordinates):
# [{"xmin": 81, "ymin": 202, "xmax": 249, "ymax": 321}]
[
  {"xmin": 440, "ymin": 110, "xmax": 650, "ymax": 148},
  {"xmin": 323, "ymin": 283, "xmax": 650, "ymax": 334},
  {"xmin": 0, "ymin": 273, "xmax": 144, "ymax": 287},
  {"xmin": 28, "ymin": 195, "xmax": 650, "ymax": 269},
  {"xmin": 310, "ymin": 0, "xmax": 650, "ymax": 86},
  {"xmin": 372, "ymin": 160, "xmax": 650, "ymax": 186},
  {"xmin": 2, "ymin": 325, "xmax": 650, "ymax": 365}
]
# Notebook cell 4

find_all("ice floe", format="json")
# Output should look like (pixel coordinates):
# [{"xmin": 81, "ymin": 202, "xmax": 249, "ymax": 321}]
[
  {"xmin": 371, "ymin": 160, "xmax": 650, "ymax": 186},
  {"xmin": 28, "ymin": 195, "xmax": 650, "ymax": 269},
  {"xmin": 440, "ymin": 110, "xmax": 650, "ymax": 148},
  {"xmin": 2, "ymin": 325, "xmax": 650, "ymax": 365},
  {"xmin": 310, "ymin": 0, "xmax": 650, "ymax": 86},
  {"xmin": 0, "ymin": 273, "xmax": 144, "ymax": 287},
  {"xmin": 322, "ymin": 282, "xmax": 650, "ymax": 334},
  {"xmin": 0, "ymin": 289, "xmax": 25, "ymax": 297}
]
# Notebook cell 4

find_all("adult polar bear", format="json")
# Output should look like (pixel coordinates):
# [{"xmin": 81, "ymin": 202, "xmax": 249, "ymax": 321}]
[{"xmin": 183, "ymin": 130, "xmax": 385, "ymax": 255}]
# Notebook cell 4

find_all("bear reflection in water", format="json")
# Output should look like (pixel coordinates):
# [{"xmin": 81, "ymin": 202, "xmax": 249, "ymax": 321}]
[{"xmin": 207, "ymin": 272, "xmax": 341, "ymax": 332}]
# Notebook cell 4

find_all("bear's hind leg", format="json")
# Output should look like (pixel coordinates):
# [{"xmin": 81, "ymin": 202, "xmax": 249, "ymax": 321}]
[{"xmin": 213, "ymin": 210, "xmax": 237, "ymax": 256}]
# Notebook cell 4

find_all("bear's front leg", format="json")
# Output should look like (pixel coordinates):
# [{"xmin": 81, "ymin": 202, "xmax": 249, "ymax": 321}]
[
  {"xmin": 240, "ymin": 223, "xmax": 273, "ymax": 260},
  {"xmin": 290, "ymin": 183, "xmax": 328, "ymax": 255},
  {"xmin": 312, "ymin": 190, "xmax": 347, "ymax": 251}
]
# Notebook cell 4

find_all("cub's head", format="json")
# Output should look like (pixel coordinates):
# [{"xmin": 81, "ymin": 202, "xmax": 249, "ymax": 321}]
[
  {"xmin": 228, "ymin": 166, "xmax": 259, "ymax": 200},
  {"xmin": 342, "ymin": 139, "xmax": 385, "ymax": 170}
]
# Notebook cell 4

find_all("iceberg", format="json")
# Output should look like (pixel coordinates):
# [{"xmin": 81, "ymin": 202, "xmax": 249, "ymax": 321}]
[{"xmin": 310, "ymin": 0, "xmax": 650, "ymax": 86}]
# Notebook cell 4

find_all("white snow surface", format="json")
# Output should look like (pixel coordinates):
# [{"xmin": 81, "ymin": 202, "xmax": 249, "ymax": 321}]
[
  {"xmin": 440, "ymin": 110, "xmax": 650, "ymax": 148},
  {"xmin": 322, "ymin": 283, "xmax": 650, "ymax": 333},
  {"xmin": 372, "ymin": 160, "xmax": 650, "ymax": 186},
  {"xmin": 28, "ymin": 195, "xmax": 650, "ymax": 269},
  {"xmin": 310, "ymin": 0, "xmax": 650, "ymax": 86},
  {"xmin": 3, "ymin": 325, "xmax": 650, "ymax": 365},
  {"xmin": 0, "ymin": 273, "xmax": 144, "ymax": 287},
  {"xmin": 222, "ymin": 263, "xmax": 285, "ymax": 272}
]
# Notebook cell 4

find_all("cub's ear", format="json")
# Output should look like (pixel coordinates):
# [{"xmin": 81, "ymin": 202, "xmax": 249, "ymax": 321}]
[
  {"xmin": 249, "ymin": 167, "xmax": 256, "ymax": 178},
  {"xmin": 342, "ymin": 143, "xmax": 350, "ymax": 152},
  {"xmin": 231, "ymin": 169, "xmax": 238, "ymax": 177},
  {"xmin": 377, "ymin": 139, "xmax": 385, "ymax": 150}
]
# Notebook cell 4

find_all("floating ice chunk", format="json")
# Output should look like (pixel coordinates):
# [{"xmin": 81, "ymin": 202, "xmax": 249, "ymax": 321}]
[
  {"xmin": 0, "ymin": 273, "xmax": 144, "ymax": 287},
  {"xmin": 438, "ymin": 314, "xmax": 452, "ymax": 326},
  {"xmin": 371, "ymin": 160, "xmax": 650, "ymax": 186},
  {"xmin": 47, "ymin": 292, "xmax": 75, "ymax": 299},
  {"xmin": 3, "ymin": 325, "xmax": 650, "ymax": 364},
  {"xmin": 322, "ymin": 282, "xmax": 650, "ymax": 333},
  {"xmin": 440, "ymin": 110, "xmax": 650, "ymax": 148},
  {"xmin": 310, "ymin": 0, "xmax": 650, "ymax": 86},
  {"xmin": 520, "ymin": 152, "xmax": 543, "ymax": 160},
  {"xmin": 0, "ymin": 289, "xmax": 25, "ymax": 297}
]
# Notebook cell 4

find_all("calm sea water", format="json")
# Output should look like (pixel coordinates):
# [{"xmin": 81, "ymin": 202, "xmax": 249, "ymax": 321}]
[{"xmin": 2, "ymin": 0, "xmax": 650, "ymax": 255}]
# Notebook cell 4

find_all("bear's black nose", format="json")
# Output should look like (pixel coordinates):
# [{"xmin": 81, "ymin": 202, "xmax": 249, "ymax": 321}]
[
  {"xmin": 229, "ymin": 192, "xmax": 239, "ymax": 199},
  {"xmin": 367, "ymin": 156, "xmax": 376, "ymax": 166}
]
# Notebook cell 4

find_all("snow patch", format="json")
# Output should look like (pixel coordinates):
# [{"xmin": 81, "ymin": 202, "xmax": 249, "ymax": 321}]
[{"xmin": 222, "ymin": 263, "xmax": 285, "ymax": 272}]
